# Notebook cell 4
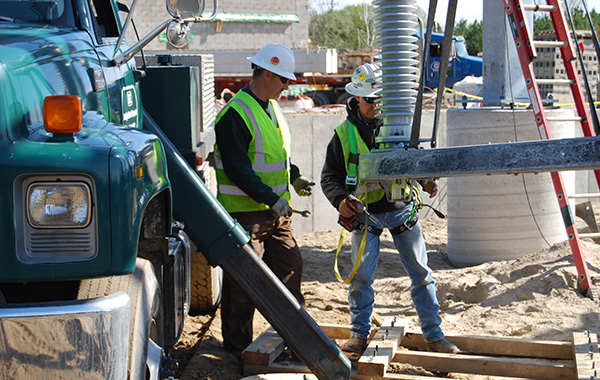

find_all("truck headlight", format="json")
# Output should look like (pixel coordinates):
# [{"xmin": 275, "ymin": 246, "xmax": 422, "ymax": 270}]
[{"xmin": 27, "ymin": 182, "xmax": 91, "ymax": 228}]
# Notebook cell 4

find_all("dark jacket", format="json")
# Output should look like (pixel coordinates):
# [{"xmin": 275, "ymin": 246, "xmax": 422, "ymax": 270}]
[
  {"xmin": 215, "ymin": 86, "xmax": 300, "ymax": 208},
  {"xmin": 320, "ymin": 98, "xmax": 398, "ymax": 214}
]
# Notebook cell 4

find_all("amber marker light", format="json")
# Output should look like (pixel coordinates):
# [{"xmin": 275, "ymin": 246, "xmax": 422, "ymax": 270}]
[{"xmin": 43, "ymin": 95, "xmax": 82, "ymax": 134}]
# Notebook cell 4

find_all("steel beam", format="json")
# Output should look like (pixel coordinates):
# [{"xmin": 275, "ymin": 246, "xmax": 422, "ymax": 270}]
[{"xmin": 359, "ymin": 136, "xmax": 600, "ymax": 180}]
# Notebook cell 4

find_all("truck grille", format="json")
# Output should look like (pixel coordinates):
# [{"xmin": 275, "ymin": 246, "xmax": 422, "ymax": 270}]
[{"xmin": 26, "ymin": 230, "xmax": 96, "ymax": 259}]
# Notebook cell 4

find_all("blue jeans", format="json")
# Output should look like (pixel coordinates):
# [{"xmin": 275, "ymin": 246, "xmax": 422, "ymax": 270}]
[{"xmin": 348, "ymin": 203, "xmax": 444, "ymax": 343}]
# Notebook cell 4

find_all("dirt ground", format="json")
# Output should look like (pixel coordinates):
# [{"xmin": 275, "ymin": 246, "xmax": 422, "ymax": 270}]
[{"xmin": 169, "ymin": 216, "xmax": 600, "ymax": 380}]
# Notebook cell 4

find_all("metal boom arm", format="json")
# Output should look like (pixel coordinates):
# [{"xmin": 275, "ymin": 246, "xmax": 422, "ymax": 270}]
[{"xmin": 359, "ymin": 136, "xmax": 600, "ymax": 180}]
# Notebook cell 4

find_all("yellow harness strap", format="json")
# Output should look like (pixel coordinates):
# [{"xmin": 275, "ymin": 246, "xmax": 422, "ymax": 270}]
[
  {"xmin": 334, "ymin": 219, "xmax": 369, "ymax": 283},
  {"xmin": 334, "ymin": 192, "xmax": 370, "ymax": 283}
]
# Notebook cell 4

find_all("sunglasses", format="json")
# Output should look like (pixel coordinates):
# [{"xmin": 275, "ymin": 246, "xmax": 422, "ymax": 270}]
[
  {"xmin": 363, "ymin": 97, "xmax": 381, "ymax": 104},
  {"xmin": 277, "ymin": 74, "xmax": 289, "ymax": 84}
]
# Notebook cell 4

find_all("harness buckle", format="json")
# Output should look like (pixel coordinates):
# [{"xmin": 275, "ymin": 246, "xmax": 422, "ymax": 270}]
[{"xmin": 345, "ymin": 176, "xmax": 358, "ymax": 186}]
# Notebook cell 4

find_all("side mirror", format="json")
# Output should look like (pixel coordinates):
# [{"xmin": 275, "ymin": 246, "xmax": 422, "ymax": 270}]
[
  {"xmin": 167, "ymin": 19, "xmax": 192, "ymax": 48},
  {"xmin": 167, "ymin": 0, "xmax": 203, "ymax": 18}
]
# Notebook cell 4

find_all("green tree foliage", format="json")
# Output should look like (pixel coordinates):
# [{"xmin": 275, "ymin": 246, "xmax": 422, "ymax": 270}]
[
  {"xmin": 454, "ymin": 19, "xmax": 482, "ymax": 56},
  {"xmin": 309, "ymin": 4, "xmax": 374, "ymax": 50},
  {"xmin": 534, "ymin": 7, "xmax": 600, "ymax": 33}
]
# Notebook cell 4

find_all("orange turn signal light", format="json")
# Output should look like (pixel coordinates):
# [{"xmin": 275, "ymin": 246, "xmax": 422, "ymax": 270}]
[{"xmin": 43, "ymin": 95, "xmax": 82, "ymax": 134}]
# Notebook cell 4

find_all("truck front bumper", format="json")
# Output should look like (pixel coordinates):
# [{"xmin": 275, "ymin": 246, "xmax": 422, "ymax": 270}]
[{"xmin": 0, "ymin": 292, "xmax": 130, "ymax": 379}]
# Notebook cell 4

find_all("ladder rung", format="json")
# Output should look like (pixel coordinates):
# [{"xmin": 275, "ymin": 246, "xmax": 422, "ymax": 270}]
[
  {"xmin": 569, "ymin": 193, "xmax": 600, "ymax": 199},
  {"xmin": 536, "ymin": 79, "xmax": 574, "ymax": 85},
  {"xmin": 579, "ymin": 232, "xmax": 600, "ymax": 239},
  {"xmin": 522, "ymin": 4, "xmax": 557, "ymax": 12},
  {"xmin": 533, "ymin": 40, "xmax": 568, "ymax": 48},
  {"xmin": 546, "ymin": 116, "xmax": 585, "ymax": 122}
]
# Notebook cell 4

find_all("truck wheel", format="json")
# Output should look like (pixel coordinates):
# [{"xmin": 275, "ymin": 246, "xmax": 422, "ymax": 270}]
[
  {"xmin": 190, "ymin": 251, "xmax": 223, "ymax": 313},
  {"xmin": 335, "ymin": 92, "xmax": 353, "ymax": 105},
  {"xmin": 305, "ymin": 91, "xmax": 330, "ymax": 107},
  {"xmin": 78, "ymin": 258, "xmax": 161, "ymax": 380}
]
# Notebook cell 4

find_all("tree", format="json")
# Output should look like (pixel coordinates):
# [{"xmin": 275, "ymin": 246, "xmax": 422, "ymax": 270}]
[
  {"xmin": 309, "ymin": 3, "xmax": 375, "ymax": 50},
  {"xmin": 534, "ymin": 5, "xmax": 600, "ymax": 33},
  {"xmin": 454, "ymin": 18, "xmax": 482, "ymax": 56}
]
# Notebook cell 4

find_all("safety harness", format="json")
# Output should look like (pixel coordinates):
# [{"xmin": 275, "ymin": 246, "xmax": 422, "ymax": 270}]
[{"xmin": 334, "ymin": 123, "xmax": 423, "ymax": 283}]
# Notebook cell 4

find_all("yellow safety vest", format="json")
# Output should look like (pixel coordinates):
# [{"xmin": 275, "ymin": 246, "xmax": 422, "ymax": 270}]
[
  {"xmin": 214, "ymin": 91, "xmax": 291, "ymax": 213},
  {"xmin": 334, "ymin": 120, "xmax": 386, "ymax": 205}
]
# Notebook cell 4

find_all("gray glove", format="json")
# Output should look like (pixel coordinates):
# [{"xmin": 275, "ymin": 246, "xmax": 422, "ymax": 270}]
[
  {"xmin": 292, "ymin": 176, "xmax": 315, "ymax": 197},
  {"xmin": 271, "ymin": 197, "xmax": 293, "ymax": 217}
]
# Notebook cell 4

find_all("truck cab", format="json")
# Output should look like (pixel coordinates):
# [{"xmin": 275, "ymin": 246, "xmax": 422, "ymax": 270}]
[
  {"xmin": 424, "ymin": 32, "xmax": 483, "ymax": 89},
  {"xmin": 0, "ymin": 0, "xmax": 191, "ymax": 378}
]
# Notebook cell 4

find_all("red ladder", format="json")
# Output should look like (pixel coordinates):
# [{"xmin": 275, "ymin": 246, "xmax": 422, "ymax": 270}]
[{"xmin": 505, "ymin": 0, "xmax": 600, "ymax": 296}]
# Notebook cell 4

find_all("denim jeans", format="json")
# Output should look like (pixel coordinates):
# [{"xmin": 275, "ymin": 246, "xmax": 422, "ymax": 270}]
[{"xmin": 349, "ymin": 203, "xmax": 444, "ymax": 343}]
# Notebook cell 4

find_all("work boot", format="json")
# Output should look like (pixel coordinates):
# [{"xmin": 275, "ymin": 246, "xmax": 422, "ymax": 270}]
[
  {"xmin": 341, "ymin": 337, "xmax": 368, "ymax": 354},
  {"xmin": 426, "ymin": 338, "xmax": 460, "ymax": 354}
]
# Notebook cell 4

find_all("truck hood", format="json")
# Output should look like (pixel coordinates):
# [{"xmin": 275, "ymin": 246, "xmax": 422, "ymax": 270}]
[
  {"xmin": 0, "ymin": 24, "xmax": 100, "ymax": 142},
  {"xmin": 0, "ymin": 24, "xmax": 95, "ymax": 71}
]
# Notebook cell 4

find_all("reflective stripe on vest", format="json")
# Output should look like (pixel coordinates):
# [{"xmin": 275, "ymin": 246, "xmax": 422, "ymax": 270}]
[
  {"xmin": 214, "ymin": 91, "xmax": 291, "ymax": 212},
  {"xmin": 334, "ymin": 120, "xmax": 385, "ymax": 205}
]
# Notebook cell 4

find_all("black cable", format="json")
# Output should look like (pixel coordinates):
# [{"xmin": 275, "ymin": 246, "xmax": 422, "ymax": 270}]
[
  {"xmin": 563, "ymin": 0, "xmax": 600, "ymax": 135},
  {"xmin": 504, "ymin": 10, "xmax": 551, "ymax": 247}
]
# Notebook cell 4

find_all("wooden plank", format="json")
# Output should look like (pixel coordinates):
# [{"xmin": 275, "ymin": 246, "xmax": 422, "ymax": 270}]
[
  {"xmin": 243, "ymin": 362, "xmax": 310, "ymax": 377},
  {"xmin": 401, "ymin": 331, "xmax": 573, "ymax": 360},
  {"xmin": 318, "ymin": 324, "xmax": 352, "ymax": 340},
  {"xmin": 573, "ymin": 331, "xmax": 600, "ymax": 379},
  {"xmin": 394, "ymin": 350, "xmax": 576, "ymax": 379},
  {"xmin": 242, "ymin": 327, "xmax": 286, "ymax": 366},
  {"xmin": 357, "ymin": 317, "xmax": 407, "ymax": 377}
]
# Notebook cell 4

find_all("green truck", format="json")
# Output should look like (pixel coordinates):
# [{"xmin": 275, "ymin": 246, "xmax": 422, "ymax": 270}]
[{"xmin": 0, "ymin": 0, "xmax": 350, "ymax": 379}]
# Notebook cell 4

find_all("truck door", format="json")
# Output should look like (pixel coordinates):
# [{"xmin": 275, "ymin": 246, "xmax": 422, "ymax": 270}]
[
  {"xmin": 427, "ymin": 40, "xmax": 457, "ymax": 88},
  {"xmin": 84, "ymin": 0, "xmax": 140, "ymax": 128}
]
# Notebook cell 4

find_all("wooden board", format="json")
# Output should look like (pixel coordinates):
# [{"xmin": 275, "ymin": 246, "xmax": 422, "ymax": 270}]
[
  {"xmin": 242, "ymin": 319, "xmax": 586, "ymax": 380},
  {"xmin": 242, "ymin": 327, "xmax": 286, "ymax": 366},
  {"xmin": 573, "ymin": 331, "xmax": 600, "ymax": 379},
  {"xmin": 402, "ymin": 331, "xmax": 573, "ymax": 359},
  {"xmin": 357, "ymin": 317, "xmax": 407, "ymax": 377}
]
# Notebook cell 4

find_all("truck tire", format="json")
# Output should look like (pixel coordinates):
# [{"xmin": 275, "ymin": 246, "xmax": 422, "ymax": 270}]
[
  {"xmin": 335, "ymin": 92, "xmax": 353, "ymax": 105},
  {"xmin": 305, "ymin": 91, "xmax": 330, "ymax": 107},
  {"xmin": 78, "ymin": 258, "xmax": 161, "ymax": 380},
  {"xmin": 190, "ymin": 251, "xmax": 223, "ymax": 313}
]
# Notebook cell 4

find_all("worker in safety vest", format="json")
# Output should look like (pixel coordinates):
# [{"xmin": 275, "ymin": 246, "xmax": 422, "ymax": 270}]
[
  {"xmin": 320, "ymin": 63, "xmax": 459, "ymax": 356},
  {"xmin": 214, "ymin": 44, "xmax": 315, "ymax": 358}
]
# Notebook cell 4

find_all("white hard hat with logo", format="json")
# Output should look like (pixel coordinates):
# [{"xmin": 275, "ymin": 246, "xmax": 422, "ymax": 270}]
[
  {"xmin": 345, "ymin": 63, "xmax": 381, "ymax": 97},
  {"xmin": 248, "ymin": 44, "xmax": 297, "ymax": 80}
]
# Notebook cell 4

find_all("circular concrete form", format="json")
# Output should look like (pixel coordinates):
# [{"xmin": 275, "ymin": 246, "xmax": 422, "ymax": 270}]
[{"xmin": 446, "ymin": 108, "xmax": 575, "ymax": 264}]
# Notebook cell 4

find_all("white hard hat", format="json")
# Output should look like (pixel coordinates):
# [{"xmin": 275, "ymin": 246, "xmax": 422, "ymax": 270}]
[
  {"xmin": 345, "ymin": 63, "xmax": 381, "ymax": 97},
  {"xmin": 248, "ymin": 44, "xmax": 297, "ymax": 80}
]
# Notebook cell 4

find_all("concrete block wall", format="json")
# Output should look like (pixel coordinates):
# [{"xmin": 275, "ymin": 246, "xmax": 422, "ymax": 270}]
[{"xmin": 121, "ymin": 0, "xmax": 308, "ymax": 52}]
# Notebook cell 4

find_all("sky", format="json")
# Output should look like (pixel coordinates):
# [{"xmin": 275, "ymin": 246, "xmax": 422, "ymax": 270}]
[{"xmin": 336, "ymin": 0, "xmax": 600, "ymax": 25}]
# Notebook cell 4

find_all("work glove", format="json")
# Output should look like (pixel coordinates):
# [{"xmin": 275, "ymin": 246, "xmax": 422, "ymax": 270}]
[
  {"xmin": 421, "ymin": 179, "xmax": 438, "ymax": 198},
  {"xmin": 292, "ymin": 176, "xmax": 315, "ymax": 197},
  {"xmin": 271, "ymin": 197, "xmax": 293, "ymax": 217}
]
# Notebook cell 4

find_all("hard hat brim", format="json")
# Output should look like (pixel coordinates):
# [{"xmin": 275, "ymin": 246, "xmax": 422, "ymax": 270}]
[{"xmin": 345, "ymin": 82, "xmax": 381, "ymax": 97}]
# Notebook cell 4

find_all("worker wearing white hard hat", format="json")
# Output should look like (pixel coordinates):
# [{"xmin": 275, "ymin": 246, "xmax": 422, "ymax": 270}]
[
  {"xmin": 247, "ymin": 43, "xmax": 297, "ymax": 81},
  {"xmin": 344, "ymin": 62, "xmax": 381, "ymax": 97},
  {"xmin": 321, "ymin": 63, "xmax": 458, "ymax": 357},
  {"xmin": 214, "ymin": 43, "xmax": 313, "ymax": 358}
]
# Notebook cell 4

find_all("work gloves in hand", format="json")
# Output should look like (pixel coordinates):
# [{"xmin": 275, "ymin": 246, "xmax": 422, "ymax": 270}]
[
  {"xmin": 271, "ymin": 197, "xmax": 293, "ymax": 217},
  {"xmin": 421, "ymin": 179, "xmax": 438, "ymax": 198},
  {"xmin": 292, "ymin": 176, "xmax": 315, "ymax": 197}
]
